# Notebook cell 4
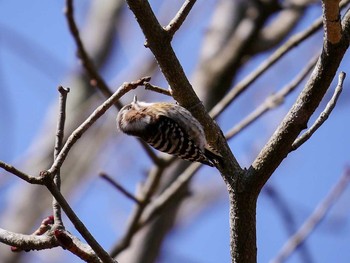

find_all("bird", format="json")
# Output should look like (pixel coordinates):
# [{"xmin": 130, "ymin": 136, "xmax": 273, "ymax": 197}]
[{"xmin": 116, "ymin": 96, "xmax": 222, "ymax": 167}]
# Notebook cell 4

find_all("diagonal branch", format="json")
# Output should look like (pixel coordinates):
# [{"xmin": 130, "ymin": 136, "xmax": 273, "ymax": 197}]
[
  {"xmin": 100, "ymin": 172, "xmax": 142, "ymax": 204},
  {"xmin": 0, "ymin": 161, "xmax": 42, "ymax": 184},
  {"xmin": 291, "ymin": 71, "xmax": 345, "ymax": 151},
  {"xmin": 65, "ymin": 0, "xmax": 118, "ymax": 101},
  {"xmin": 47, "ymin": 77, "xmax": 150, "ymax": 176},
  {"xmin": 164, "ymin": 0, "xmax": 197, "ymax": 38},
  {"xmin": 247, "ymin": 8, "xmax": 350, "ymax": 192},
  {"xmin": 225, "ymin": 55, "xmax": 318, "ymax": 140},
  {"xmin": 271, "ymin": 168, "xmax": 350, "ymax": 263}
]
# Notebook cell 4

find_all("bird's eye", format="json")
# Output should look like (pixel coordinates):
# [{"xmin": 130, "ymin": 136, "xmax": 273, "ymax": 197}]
[{"xmin": 124, "ymin": 105, "xmax": 132, "ymax": 110}]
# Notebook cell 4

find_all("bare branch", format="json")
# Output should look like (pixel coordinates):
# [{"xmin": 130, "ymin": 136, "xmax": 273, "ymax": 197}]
[
  {"xmin": 271, "ymin": 168, "xmax": 350, "ymax": 263},
  {"xmin": 140, "ymin": 163, "xmax": 201, "ymax": 226},
  {"xmin": 322, "ymin": 0, "xmax": 342, "ymax": 44},
  {"xmin": 64, "ymin": 0, "xmax": 119, "ymax": 102},
  {"xmin": 10, "ymin": 216, "xmax": 55, "ymax": 252},
  {"xmin": 110, "ymin": 165, "xmax": 166, "ymax": 257},
  {"xmin": 44, "ymin": 179, "xmax": 116, "ymax": 263},
  {"xmin": 100, "ymin": 172, "xmax": 142, "ymax": 205},
  {"xmin": 65, "ymin": 0, "xmax": 158, "ymax": 165},
  {"xmin": 164, "ymin": 0, "xmax": 197, "ymax": 37},
  {"xmin": 291, "ymin": 71, "xmax": 346, "ymax": 151},
  {"xmin": 209, "ymin": 14, "xmax": 323, "ymax": 119},
  {"xmin": 54, "ymin": 229, "xmax": 104, "ymax": 263},
  {"xmin": 225, "ymin": 55, "xmax": 318, "ymax": 139},
  {"xmin": 247, "ymin": 10, "xmax": 350, "ymax": 191},
  {"xmin": 0, "ymin": 228, "xmax": 57, "ymax": 251},
  {"xmin": 52, "ymin": 86, "xmax": 70, "ymax": 228},
  {"xmin": 47, "ymin": 77, "xmax": 151, "ymax": 176},
  {"xmin": 144, "ymin": 82, "xmax": 172, "ymax": 97},
  {"xmin": 0, "ymin": 161, "xmax": 43, "ymax": 184}
]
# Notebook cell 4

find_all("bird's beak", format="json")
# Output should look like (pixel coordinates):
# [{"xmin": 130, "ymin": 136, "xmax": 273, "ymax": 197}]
[{"xmin": 133, "ymin": 95, "xmax": 138, "ymax": 103}]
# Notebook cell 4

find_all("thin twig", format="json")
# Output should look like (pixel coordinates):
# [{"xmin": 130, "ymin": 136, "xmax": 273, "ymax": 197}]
[
  {"xmin": 100, "ymin": 172, "xmax": 142, "ymax": 205},
  {"xmin": 271, "ymin": 168, "xmax": 350, "ymax": 263},
  {"xmin": 139, "ymin": 162, "xmax": 202, "ymax": 226},
  {"xmin": 225, "ymin": 55, "xmax": 318, "ymax": 140},
  {"xmin": 44, "ymin": 179, "xmax": 116, "ymax": 263},
  {"xmin": 209, "ymin": 0, "xmax": 350, "ymax": 119},
  {"xmin": 164, "ymin": 0, "xmax": 197, "ymax": 37},
  {"xmin": 47, "ymin": 77, "xmax": 150, "ymax": 176},
  {"xmin": 0, "ymin": 161, "xmax": 42, "ymax": 184},
  {"xmin": 291, "ymin": 71, "xmax": 346, "ymax": 151},
  {"xmin": 52, "ymin": 86, "xmax": 70, "ymax": 228},
  {"xmin": 64, "ymin": 0, "xmax": 117, "ymax": 102},
  {"xmin": 110, "ymin": 165, "xmax": 166, "ymax": 257},
  {"xmin": 209, "ymin": 15, "xmax": 323, "ymax": 119},
  {"xmin": 65, "ymin": 0, "xmax": 159, "ymax": 164},
  {"xmin": 144, "ymin": 82, "xmax": 172, "ymax": 96}
]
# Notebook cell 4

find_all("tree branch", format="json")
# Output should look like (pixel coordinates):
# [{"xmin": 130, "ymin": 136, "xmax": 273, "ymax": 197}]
[
  {"xmin": 247, "ymin": 8, "xmax": 350, "ymax": 192},
  {"xmin": 291, "ymin": 71, "xmax": 345, "ymax": 151},
  {"xmin": 271, "ymin": 168, "xmax": 350, "ymax": 263},
  {"xmin": 100, "ymin": 172, "xmax": 142, "ymax": 205},
  {"xmin": 47, "ymin": 77, "xmax": 150, "ymax": 176},
  {"xmin": 0, "ymin": 161, "xmax": 43, "ymax": 184},
  {"xmin": 0, "ymin": 228, "xmax": 57, "ymax": 251},
  {"xmin": 164, "ymin": 0, "xmax": 197, "ymax": 38},
  {"xmin": 44, "ymin": 179, "xmax": 116, "ymax": 263},
  {"xmin": 322, "ymin": 0, "xmax": 342, "ymax": 44},
  {"xmin": 52, "ymin": 86, "xmax": 70, "ymax": 228},
  {"xmin": 64, "ymin": 0, "xmax": 118, "ymax": 101},
  {"xmin": 225, "ymin": 55, "xmax": 318, "ymax": 140}
]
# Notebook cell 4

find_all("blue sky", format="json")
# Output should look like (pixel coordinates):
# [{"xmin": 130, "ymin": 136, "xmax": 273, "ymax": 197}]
[{"xmin": 1, "ymin": 1, "xmax": 350, "ymax": 263}]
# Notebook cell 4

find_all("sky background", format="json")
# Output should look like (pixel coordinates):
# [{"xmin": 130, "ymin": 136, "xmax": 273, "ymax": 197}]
[{"xmin": 1, "ymin": 1, "xmax": 350, "ymax": 263}]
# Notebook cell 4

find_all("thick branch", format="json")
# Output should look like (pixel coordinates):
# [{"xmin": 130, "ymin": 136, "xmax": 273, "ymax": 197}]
[
  {"xmin": 0, "ymin": 228, "xmax": 57, "ymax": 251},
  {"xmin": 322, "ymin": 0, "xmax": 342, "ymax": 44},
  {"xmin": 124, "ymin": 0, "xmax": 242, "ymax": 184},
  {"xmin": 247, "ymin": 9, "xmax": 350, "ymax": 192}
]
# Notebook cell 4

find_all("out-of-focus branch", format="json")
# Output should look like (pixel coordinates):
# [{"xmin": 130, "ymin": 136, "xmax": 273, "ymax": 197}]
[
  {"xmin": 47, "ymin": 77, "xmax": 151, "ymax": 176},
  {"xmin": 52, "ymin": 86, "xmax": 70, "ymax": 228},
  {"xmin": 65, "ymin": 0, "xmax": 118, "ymax": 101},
  {"xmin": 100, "ymin": 172, "xmax": 142, "ymax": 204},
  {"xmin": 251, "ymin": 0, "xmax": 313, "ymax": 53},
  {"xmin": 291, "ymin": 71, "xmax": 345, "ymax": 151},
  {"xmin": 110, "ymin": 165, "xmax": 166, "ymax": 256},
  {"xmin": 209, "ymin": 14, "xmax": 323, "ymax": 119},
  {"xmin": 164, "ymin": 0, "xmax": 197, "ymax": 38},
  {"xmin": 225, "ymin": 55, "xmax": 318, "ymax": 139},
  {"xmin": 271, "ymin": 168, "xmax": 350, "ymax": 263},
  {"xmin": 139, "ymin": 163, "xmax": 201, "ymax": 226}
]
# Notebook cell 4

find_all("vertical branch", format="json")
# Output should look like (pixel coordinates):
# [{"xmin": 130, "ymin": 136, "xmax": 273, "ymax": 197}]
[{"xmin": 52, "ymin": 86, "xmax": 70, "ymax": 228}]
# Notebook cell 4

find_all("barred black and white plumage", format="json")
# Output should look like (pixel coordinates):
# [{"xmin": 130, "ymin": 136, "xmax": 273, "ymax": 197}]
[{"xmin": 116, "ymin": 96, "xmax": 222, "ymax": 167}]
